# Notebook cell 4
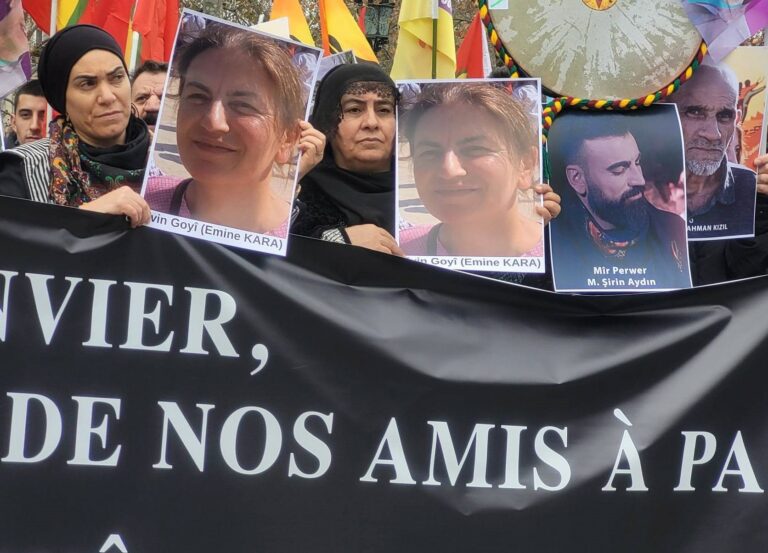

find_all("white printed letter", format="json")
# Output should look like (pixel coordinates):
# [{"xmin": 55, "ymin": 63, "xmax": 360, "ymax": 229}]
[
  {"xmin": 713, "ymin": 431, "xmax": 764, "ymax": 493},
  {"xmin": 0, "ymin": 270, "xmax": 18, "ymax": 342},
  {"xmin": 423, "ymin": 421, "xmax": 494, "ymax": 488},
  {"xmin": 27, "ymin": 273, "xmax": 82, "ymax": 345},
  {"xmin": 674, "ymin": 431, "xmax": 716, "ymax": 491},
  {"xmin": 68, "ymin": 396, "xmax": 122, "ymax": 467},
  {"xmin": 360, "ymin": 417, "xmax": 416, "ymax": 485},
  {"xmin": 181, "ymin": 287, "xmax": 238, "ymax": 357},
  {"xmin": 120, "ymin": 282, "xmax": 175, "ymax": 351},
  {"xmin": 2, "ymin": 392, "xmax": 62, "ymax": 463},
  {"xmin": 289, "ymin": 411, "xmax": 334, "ymax": 479},
  {"xmin": 153, "ymin": 402, "xmax": 214, "ymax": 471},
  {"xmin": 500, "ymin": 425, "xmax": 527, "ymax": 489},
  {"xmin": 82, "ymin": 279, "xmax": 117, "ymax": 348},
  {"xmin": 533, "ymin": 426, "xmax": 571, "ymax": 491},
  {"xmin": 220, "ymin": 407, "xmax": 282, "ymax": 475}
]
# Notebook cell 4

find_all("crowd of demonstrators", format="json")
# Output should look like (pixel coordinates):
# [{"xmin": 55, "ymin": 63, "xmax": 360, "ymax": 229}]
[
  {"xmin": 131, "ymin": 60, "xmax": 168, "ymax": 133},
  {"xmin": 0, "ymin": 22, "xmax": 766, "ymax": 289},
  {"xmin": 0, "ymin": 25, "xmax": 150, "ymax": 226},
  {"xmin": 144, "ymin": 23, "xmax": 306, "ymax": 236},
  {"xmin": 4, "ymin": 79, "xmax": 46, "ymax": 147}
]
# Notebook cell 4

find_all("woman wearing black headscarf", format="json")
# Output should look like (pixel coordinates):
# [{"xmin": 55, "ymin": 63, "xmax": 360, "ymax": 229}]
[
  {"xmin": 0, "ymin": 24, "xmax": 150, "ymax": 226},
  {"xmin": 291, "ymin": 63, "xmax": 404, "ymax": 255}
]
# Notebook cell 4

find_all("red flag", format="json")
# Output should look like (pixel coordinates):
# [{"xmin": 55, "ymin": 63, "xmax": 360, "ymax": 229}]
[
  {"xmin": 455, "ymin": 12, "xmax": 490, "ymax": 78},
  {"xmin": 79, "ymin": 0, "xmax": 135, "ymax": 53},
  {"xmin": 357, "ymin": 4, "xmax": 366, "ymax": 33},
  {"xmin": 21, "ymin": 0, "xmax": 51, "ymax": 34},
  {"xmin": 133, "ymin": 0, "xmax": 180, "ymax": 62}
]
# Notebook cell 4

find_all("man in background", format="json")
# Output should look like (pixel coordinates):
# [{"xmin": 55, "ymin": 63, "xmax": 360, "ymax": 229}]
[
  {"xmin": 131, "ymin": 60, "xmax": 167, "ymax": 132},
  {"xmin": 5, "ymin": 78, "xmax": 45, "ymax": 148}
]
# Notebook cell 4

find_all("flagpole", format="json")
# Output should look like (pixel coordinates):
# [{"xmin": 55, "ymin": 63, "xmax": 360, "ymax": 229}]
[
  {"xmin": 47, "ymin": 0, "xmax": 59, "ymax": 129},
  {"xmin": 129, "ymin": 32, "xmax": 140, "ymax": 73},
  {"xmin": 431, "ymin": 0, "xmax": 438, "ymax": 78}
]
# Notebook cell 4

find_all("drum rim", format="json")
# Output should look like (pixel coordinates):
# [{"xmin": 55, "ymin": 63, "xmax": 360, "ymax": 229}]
[{"xmin": 478, "ymin": 0, "xmax": 705, "ymax": 104}]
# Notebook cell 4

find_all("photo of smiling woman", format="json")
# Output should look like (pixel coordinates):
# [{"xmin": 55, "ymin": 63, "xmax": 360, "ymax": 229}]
[
  {"xmin": 142, "ymin": 12, "xmax": 321, "ymax": 255},
  {"xmin": 397, "ymin": 79, "xmax": 546, "ymax": 273}
]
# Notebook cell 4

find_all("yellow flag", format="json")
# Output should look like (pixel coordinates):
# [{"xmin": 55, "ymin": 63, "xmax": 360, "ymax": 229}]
[
  {"xmin": 390, "ymin": 0, "xmax": 456, "ymax": 79},
  {"xmin": 319, "ymin": 0, "xmax": 378, "ymax": 63},
  {"xmin": 270, "ymin": 0, "xmax": 315, "ymax": 47}
]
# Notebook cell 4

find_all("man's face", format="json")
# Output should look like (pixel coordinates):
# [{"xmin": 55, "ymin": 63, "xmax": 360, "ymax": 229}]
[
  {"xmin": 567, "ymin": 133, "xmax": 649, "ymax": 231},
  {"xmin": 131, "ymin": 70, "xmax": 166, "ymax": 130},
  {"xmin": 672, "ymin": 67, "xmax": 738, "ymax": 176},
  {"xmin": 11, "ymin": 93, "xmax": 46, "ymax": 144}
]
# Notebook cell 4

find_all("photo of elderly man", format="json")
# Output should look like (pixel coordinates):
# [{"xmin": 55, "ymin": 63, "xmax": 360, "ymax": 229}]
[{"xmin": 670, "ymin": 60, "xmax": 758, "ymax": 240}]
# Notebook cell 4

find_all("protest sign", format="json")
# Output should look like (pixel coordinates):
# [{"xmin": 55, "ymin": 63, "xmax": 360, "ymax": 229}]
[
  {"xmin": 668, "ymin": 54, "xmax": 760, "ymax": 241},
  {"xmin": 548, "ymin": 106, "xmax": 693, "ymax": 292},
  {"xmin": 141, "ymin": 10, "xmax": 322, "ymax": 256},
  {"xmin": 396, "ymin": 78, "xmax": 545, "ymax": 273}
]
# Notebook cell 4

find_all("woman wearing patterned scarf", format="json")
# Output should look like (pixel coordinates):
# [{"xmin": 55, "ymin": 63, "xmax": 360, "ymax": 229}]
[
  {"xmin": 0, "ymin": 25, "xmax": 150, "ymax": 227},
  {"xmin": 291, "ymin": 63, "xmax": 405, "ymax": 255}
]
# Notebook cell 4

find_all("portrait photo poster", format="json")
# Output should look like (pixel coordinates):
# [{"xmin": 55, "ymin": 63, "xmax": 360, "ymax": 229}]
[
  {"xmin": 140, "ymin": 9, "xmax": 322, "ymax": 255},
  {"xmin": 395, "ymin": 78, "xmax": 546, "ymax": 274},
  {"xmin": 548, "ymin": 105, "xmax": 693, "ymax": 293},
  {"xmin": 674, "ymin": 52, "xmax": 760, "ymax": 241}
]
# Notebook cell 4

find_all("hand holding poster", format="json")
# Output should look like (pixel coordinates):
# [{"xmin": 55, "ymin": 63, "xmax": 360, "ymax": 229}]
[
  {"xmin": 141, "ymin": 10, "xmax": 322, "ymax": 255},
  {"xmin": 396, "ymin": 79, "xmax": 546, "ymax": 273},
  {"xmin": 548, "ymin": 106, "xmax": 693, "ymax": 292}
]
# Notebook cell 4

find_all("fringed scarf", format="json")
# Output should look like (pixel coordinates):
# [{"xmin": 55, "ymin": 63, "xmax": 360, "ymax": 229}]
[{"xmin": 48, "ymin": 115, "xmax": 150, "ymax": 206}]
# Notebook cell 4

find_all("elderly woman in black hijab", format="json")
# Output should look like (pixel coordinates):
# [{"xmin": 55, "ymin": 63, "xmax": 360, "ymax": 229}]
[
  {"xmin": 291, "ymin": 63, "xmax": 404, "ymax": 255},
  {"xmin": 0, "ymin": 25, "xmax": 150, "ymax": 227}
]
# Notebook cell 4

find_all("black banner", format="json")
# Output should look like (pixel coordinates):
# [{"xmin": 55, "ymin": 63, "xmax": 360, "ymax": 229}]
[{"xmin": 1, "ymin": 196, "xmax": 767, "ymax": 553}]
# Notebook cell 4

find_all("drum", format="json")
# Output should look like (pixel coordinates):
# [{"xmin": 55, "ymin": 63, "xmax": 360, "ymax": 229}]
[{"xmin": 482, "ymin": 0, "xmax": 703, "ymax": 100}]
